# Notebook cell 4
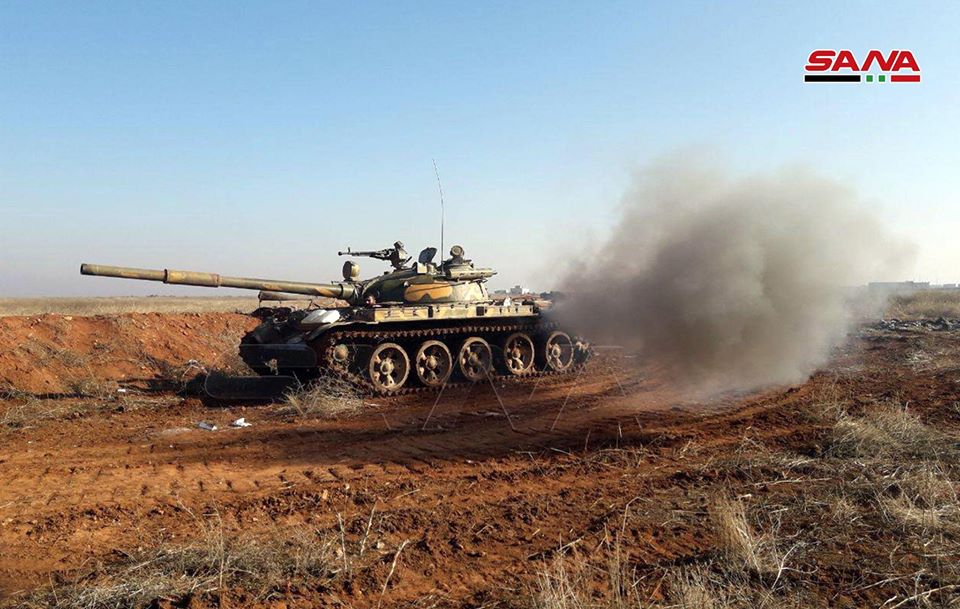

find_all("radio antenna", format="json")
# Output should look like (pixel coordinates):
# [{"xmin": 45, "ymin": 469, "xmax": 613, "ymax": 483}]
[{"xmin": 433, "ymin": 159, "xmax": 445, "ymax": 258}]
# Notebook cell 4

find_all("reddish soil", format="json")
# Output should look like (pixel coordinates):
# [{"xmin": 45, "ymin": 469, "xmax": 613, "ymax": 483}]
[
  {"xmin": 0, "ymin": 313, "xmax": 257, "ymax": 394},
  {"xmin": 0, "ymin": 313, "xmax": 958, "ymax": 607}
]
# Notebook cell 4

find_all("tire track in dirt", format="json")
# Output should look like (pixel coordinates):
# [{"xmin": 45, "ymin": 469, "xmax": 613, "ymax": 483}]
[{"xmin": 0, "ymin": 359, "xmax": 691, "ymax": 552}]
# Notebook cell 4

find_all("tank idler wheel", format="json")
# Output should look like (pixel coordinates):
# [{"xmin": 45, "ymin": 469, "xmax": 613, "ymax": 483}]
[
  {"xmin": 540, "ymin": 331, "xmax": 575, "ymax": 372},
  {"xmin": 367, "ymin": 342, "xmax": 410, "ymax": 394},
  {"xmin": 414, "ymin": 340, "xmax": 453, "ymax": 388},
  {"xmin": 457, "ymin": 337, "xmax": 494, "ymax": 382},
  {"xmin": 499, "ymin": 332, "xmax": 535, "ymax": 376}
]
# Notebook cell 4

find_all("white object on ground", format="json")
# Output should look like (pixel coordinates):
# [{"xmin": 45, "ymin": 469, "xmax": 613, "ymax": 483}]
[{"xmin": 230, "ymin": 417, "xmax": 252, "ymax": 428}]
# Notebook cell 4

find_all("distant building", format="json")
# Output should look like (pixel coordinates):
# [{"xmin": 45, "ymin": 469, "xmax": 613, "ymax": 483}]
[
  {"xmin": 868, "ymin": 281, "xmax": 930, "ymax": 296},
  {"xmin": 493, "ymin": 285, "xmax": 532, "ymax": 295}
]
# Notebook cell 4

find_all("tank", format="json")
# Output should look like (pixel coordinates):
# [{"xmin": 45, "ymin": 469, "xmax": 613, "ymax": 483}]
[{"xmin": 80, "ymin": 242, "xmax": 589, "ymax": 394}]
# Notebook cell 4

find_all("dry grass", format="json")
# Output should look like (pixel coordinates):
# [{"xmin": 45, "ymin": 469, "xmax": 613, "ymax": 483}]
[
  {"xmin": 886, "ymin": 290, "xmax": 960, "ymax": 320},
  {"xmin": 669, "ymin": 568, "xmax": 732, "ymax": 609},
  {"xmin": 0, "ymin": 296, "xmax": 263, "ymax": 317},
  {"xmin": 711, "ymin": 497, "xmax": 771, "ymax": 576},
  {"xmin": 531, "ymin": 545, "xmax": 792, "ymax": 609},
  {"xmin": 0, "ymin": 385, "xmax": 179, "ymax": 433},
  {"xmin": 277, "ymin": 375, "xmax": 366, "ymax": 419},
  {"xmin": 1, "ymin": 394, "xmax": 73, "ymax": 430},
  {"xmin": 15, "ymin": 528, "xmax": 335, "ymax": 608},
  {"xmin": 877, "ymin": 466, "xmax": 960, "ymax": 534},
  {"xmin": 64, "ymin": 377, "xmax": 118, "ymax": 399},
  {"xmin": 0, "ymin": 379, "xmax": 116, "ymax": 430},
  {"xmin": 829, "ymin": 401, "xmax": 951, "ymax": 460},
  {"xmin": 531, "ymin": 494, "xmax": 802, "ymax": 609},
  {"xmin": 8, "ymin": 506, "xmax": 397, "ymax": 609},
  {"xmin": 791, "ymin": 403, "xmax": 960, "ymax": 606},
  {"xmin": 532, "ymin": 555, "xmax": 591, "ymax": 609},
  {"xmin": 708, "ymin": 497, "xmax": 799, "ymax": 596},
  {"xmin": 533, "ymin": 547, "xmax": 657, "ymax": 609},
  {"xmin": 528, "ymin": 394, "xmax": 960, "ymax": 609}
]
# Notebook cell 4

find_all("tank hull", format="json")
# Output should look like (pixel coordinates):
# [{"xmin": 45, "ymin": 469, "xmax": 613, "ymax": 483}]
[{"xmin": 239, "ymin": 303, "xmax": 589, "ymax": 394}]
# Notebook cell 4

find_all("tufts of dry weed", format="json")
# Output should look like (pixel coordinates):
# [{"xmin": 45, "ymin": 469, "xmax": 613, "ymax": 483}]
[
  {"xmin": 9, "ymin": 506, "xmax": 397, "ymax": 609},
  {"xmin": 711, "ymin": 496, "xmax": 769, "ymax": 575},
  {"xmin": 877, "ymin": 465, "xmax": 960, "ymax": 533},
  {"xmin": 829, "ymin": 401, "xmax": 952, "ymax": 460},
  {"xmin": 528, "ymin": 395, "xmax": 960, "ymax": 609},
  {"xmin": 531, "ymin": 543, "xmax": 800, "ymax": 609},
  {"xmin": 1, "ymin": 395, "xmax": 71, "ymax": 430},
  {"xmin": 886, "ymin": 290, "xmax": 960, "ymax": 320},
  {"xmin": 277, "ymin": 374, "xmax": 366, "ymax": 419},
  {"xmin": 669, "ymin": 568, "xmax": 732, "ymax": 609},
  {"xmin": 532, "ymin": 554, "xmax": 590, "ymax": 609},
  {"xmin": 1, "ymin": 387, "xmax": 177, "ymax": 433},
  {"xmin": 16, "ymin": 530, "xmax": 335, "ymax": 609}
]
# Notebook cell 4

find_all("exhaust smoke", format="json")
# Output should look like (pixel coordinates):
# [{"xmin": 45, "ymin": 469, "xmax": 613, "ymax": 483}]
[{"xmin": 558, "ymin": 161, "xmax": 910, "ymax": 392}]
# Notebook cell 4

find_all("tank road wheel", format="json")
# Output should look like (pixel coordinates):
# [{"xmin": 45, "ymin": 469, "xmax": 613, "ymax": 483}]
[
  {"xmin": 414, "ymin": 340, "xmax": 453, "ymax": 388},
  {"xmin": 457, "ymin": 337, "xmax": 493, "ymax": 382},
  {"xmin": 367, "ymin": 342, "xmax": 410, "ymax": 394},
  {"xmin": 540, "ymin": 331, "xmax": 574, "ymax": 372},
  {"xmin": 499, "ymin": 332, "xmax": 535, "ymax": 376}
]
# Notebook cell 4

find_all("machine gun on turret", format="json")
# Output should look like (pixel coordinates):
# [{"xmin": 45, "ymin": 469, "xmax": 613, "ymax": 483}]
[{"xmin": 338, "ymin": 241, "xmax": 410, "ymax": 270}]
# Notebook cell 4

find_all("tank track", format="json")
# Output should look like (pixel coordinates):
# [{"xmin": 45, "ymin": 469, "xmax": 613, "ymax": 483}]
[{"xmin": 315, "ymin": 320, "xmax": 587, "ymax": 395}]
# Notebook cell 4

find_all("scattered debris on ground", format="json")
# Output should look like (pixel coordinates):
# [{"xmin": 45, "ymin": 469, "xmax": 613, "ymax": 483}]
[{"xmin": 871, "ymin": 317, "xmax": 960, "ymax": 332}]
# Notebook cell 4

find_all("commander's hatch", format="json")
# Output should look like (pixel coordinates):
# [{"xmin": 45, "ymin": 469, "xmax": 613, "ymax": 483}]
[
  {"xmin": 418, "ymin": 247, "xmax": 437, "ymax": 264},
  {"xmin": 415, "ymin": 247, "xmax": 438, "ymax": 275}
]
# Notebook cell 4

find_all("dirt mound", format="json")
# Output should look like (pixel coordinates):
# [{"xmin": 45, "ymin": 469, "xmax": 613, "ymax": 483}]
[{"xmin": 0, "ymin": 313, "xmax": 259, "ymax": 395}]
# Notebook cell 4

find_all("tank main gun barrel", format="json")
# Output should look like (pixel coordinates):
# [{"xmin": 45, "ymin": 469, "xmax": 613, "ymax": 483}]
[
  {"xmin": 79, "ymin": 264, "xmax": 357, "ymax": 301},
  {"xmin": 258, "ymin": 290, "xmax": 316, "ymax": 302}
]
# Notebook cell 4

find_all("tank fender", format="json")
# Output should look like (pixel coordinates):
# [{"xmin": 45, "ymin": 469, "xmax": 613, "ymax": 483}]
[
  {"xmin": 305, "ymin": 318, "xmax": 353, "ymax": 341},
  {"xmin": 298, "ymin": 309, "xmax": 341, "ymax": 328}
]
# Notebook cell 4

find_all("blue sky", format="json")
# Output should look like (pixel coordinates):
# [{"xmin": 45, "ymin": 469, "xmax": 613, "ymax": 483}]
[{"xmin": 2, "ymin": 1, "xmax": 957, "ymax": 296}]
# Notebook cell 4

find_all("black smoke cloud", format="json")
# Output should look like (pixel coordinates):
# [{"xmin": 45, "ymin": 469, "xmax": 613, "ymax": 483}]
[{"xmin": 557, "ymin": 161, "xmax": 911, "ymax": 392}]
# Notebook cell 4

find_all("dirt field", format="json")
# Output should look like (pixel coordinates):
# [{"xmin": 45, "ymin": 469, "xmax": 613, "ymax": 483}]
[
  {"xmin": 0, "ymin": 297, "xmax": 265, "ymax": 317},
  {"xmin": 1, "ymin": 308, "xmax": 959, "ymax": 608}
]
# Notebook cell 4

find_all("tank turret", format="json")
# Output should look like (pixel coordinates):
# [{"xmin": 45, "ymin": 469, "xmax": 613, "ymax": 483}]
[{"xmin": 81, "ymin": 243, "xmax": 496, "ymax": 306}]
